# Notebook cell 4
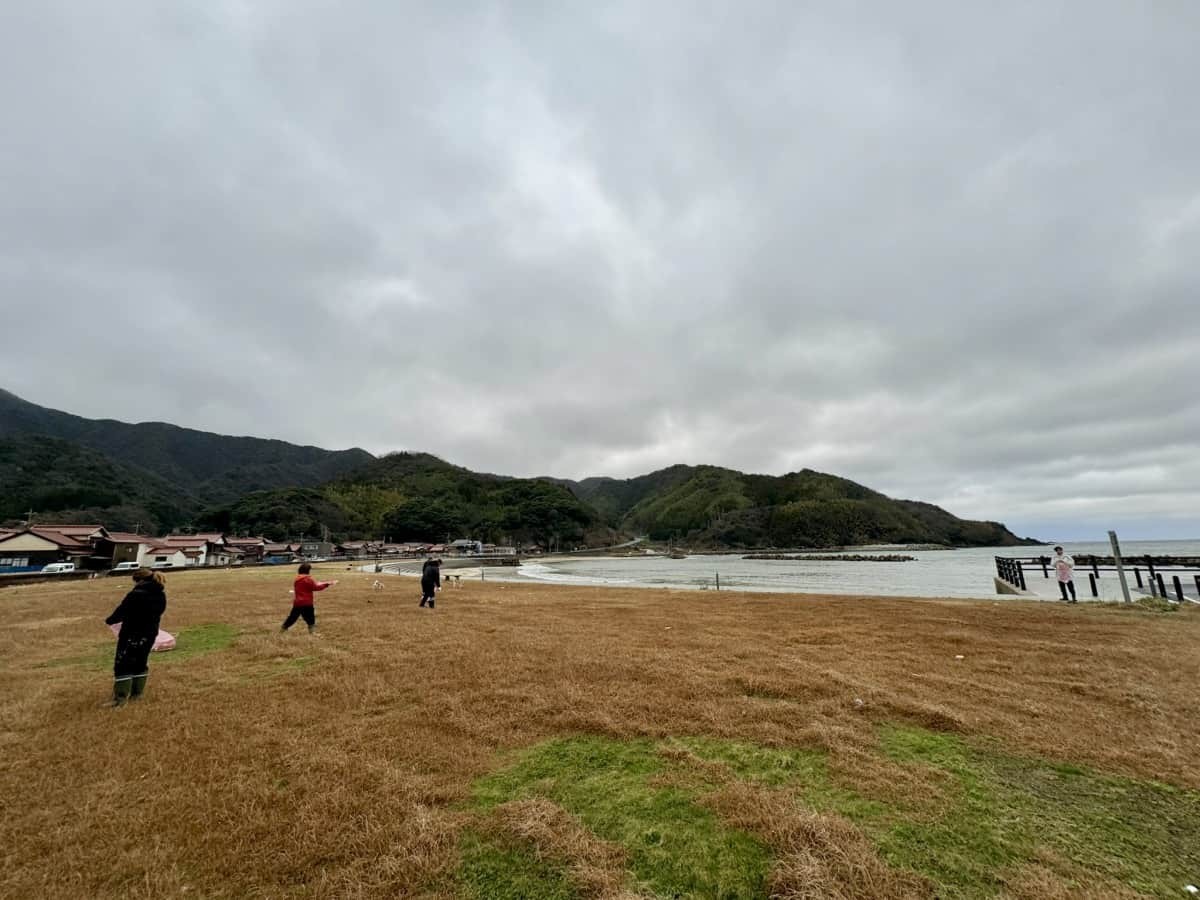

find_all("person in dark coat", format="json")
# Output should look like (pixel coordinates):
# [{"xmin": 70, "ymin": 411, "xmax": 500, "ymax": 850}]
[
  {"xmin": 105, "ymin": 568, "xmax": 167, "ymax": 706},
  {"xmin": 419, "ymin": 558, "xmax": 441, "ymax": 608}
]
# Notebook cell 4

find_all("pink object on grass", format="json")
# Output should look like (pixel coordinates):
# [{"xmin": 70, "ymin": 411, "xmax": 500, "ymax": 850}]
[{"xmin": 108, "ymin": 622, "xmax": 176, "ymax": 651}]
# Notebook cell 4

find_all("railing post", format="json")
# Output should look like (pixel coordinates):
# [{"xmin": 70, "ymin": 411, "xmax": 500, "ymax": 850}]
[
  {"xmin": 1109, "ymin": 530, "xmax": 1132, "ymax": 604},
  {"xmin": 1147, "ymin": 557, "xmax": 1158, "ymax": 598},
  {"xmin": 1194, "ymin": 574, "xmax": 1200, "ymax": 600},
  {"xmin": 1173, "ymin": 576, "xmax": 1184, "ymax": 603},
  {"xmin": 1088, "ymin": 573, "xmax": 1098, "ymax": 597},
  {"xmin": 1134, "ymin": 567, "xmax": 1143, "ymax": 588},
  {"xmin": 1156, "ymin": 573, "xmax": 1167, "ymax": 598},
  {"xmin": 1017, "ymin": 562, "xmax": 1026, "ymax": 591},
  {"xmin": 1040, "ymin": 556, "xmax": 1050, "ymax": 578},
  {"xmin": 1091, "ymin": 556, "xmax": 1099, "ymax": 579}
]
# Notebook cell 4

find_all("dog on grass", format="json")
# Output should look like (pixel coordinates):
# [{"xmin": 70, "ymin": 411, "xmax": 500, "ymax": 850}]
[{"xmin": 372, "ymin": 580, "xmax": 385, "ymax": 591}]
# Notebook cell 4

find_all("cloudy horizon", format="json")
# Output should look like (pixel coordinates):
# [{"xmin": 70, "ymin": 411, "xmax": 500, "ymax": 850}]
[{"xmin": 3, "ymin": 3, "xmax": 1198, "ymax": 542}]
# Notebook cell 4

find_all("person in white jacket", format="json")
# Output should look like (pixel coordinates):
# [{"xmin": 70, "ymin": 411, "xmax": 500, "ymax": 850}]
[{"xmin": 1052, "ymin": 546, "xmax": 1076, "ymax": 602}]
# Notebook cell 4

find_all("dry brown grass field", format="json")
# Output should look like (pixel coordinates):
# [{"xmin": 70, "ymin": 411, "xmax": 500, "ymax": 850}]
[{"xmin": 1, "ymin": 567, "xmax": 1198, "ymax": 899}]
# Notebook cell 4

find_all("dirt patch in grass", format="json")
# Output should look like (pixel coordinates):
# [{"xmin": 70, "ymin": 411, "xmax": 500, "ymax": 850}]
[{"xmin": 1, "ymin": 568, "xmax": 1198, "ymax": 897}]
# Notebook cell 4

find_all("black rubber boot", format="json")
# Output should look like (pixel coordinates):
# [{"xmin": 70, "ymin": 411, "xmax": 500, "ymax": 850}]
[
  {"xmin": 111, "ymin": 677, "xmax": 133, "ymax": 707},
  {"xmin": 130, "ymin": 672, "xmax": 148, "ymax": 699}
]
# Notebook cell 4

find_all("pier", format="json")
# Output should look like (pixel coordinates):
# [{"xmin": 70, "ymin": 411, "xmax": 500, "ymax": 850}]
[{"xmin": 995, "ymin": 554, "xmax": 1200, "ymax": 603}]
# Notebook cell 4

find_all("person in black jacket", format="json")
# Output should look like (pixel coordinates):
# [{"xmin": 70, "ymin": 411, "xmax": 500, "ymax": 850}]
[
  {"xmin": 105, "ymin": 568, "xmax": 167, "ymax": 706},
  {"xmin": 419, "ymin": 558, "xmax": 441, "ymax": 609}
]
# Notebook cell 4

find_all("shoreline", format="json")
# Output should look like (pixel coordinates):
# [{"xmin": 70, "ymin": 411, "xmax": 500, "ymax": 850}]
[{"xmin": 343, "ymin": 563, "xmax": 1110, "ymax": 605}]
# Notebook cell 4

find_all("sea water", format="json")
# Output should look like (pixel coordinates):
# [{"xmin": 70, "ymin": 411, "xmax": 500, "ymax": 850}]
[{"xmin": 488, "ymin": 540, "xmax": 1200, "ymax": 600}]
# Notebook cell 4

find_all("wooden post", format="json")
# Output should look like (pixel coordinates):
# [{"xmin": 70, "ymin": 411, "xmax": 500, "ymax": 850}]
[
  {"xmin": 1040, "ymin": 556, "xmax": 1050, "ymax": 578},
  {"xmin": 1156, "ymin": 573, "xmax": 1167, "ymax": 598},
  {"xmin": 1134, "ymin": 567, "xmax": 1143, "ymax": 588},
  {"xmin": 715, "ymin": 571, "xmax": 720, "ymax": 591},
  {"xmin": 1108, "ymin": 531, "xmax": 1132, "ymax": 604},
  {"xmin": 1017, "ymin": 562, "xmax": 1026, "ymax": 591},
  {"xmin": 1194, "ymin": 574, "xmax": 1200, "ymax": 599},
  {"xmin": 1091, "ymin": 556, "xmax": 1099, "ymax": 579},
  {"xmin": 1088, "ymin": 573, "xmax": 1098, "ymax": 597},
  {"xmin": 1147, "ymin": 557, "xmax": 1159, "ymax": 598},
  {"xmin": 1172, "ymin": 576, "xmax": 1185, "ymax": 603}
]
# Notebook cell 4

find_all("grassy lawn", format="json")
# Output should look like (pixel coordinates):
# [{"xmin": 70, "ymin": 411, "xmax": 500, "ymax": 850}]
[{"xmin": 1, "ymin": 568, "xmax": 1197, "ymax": 898}]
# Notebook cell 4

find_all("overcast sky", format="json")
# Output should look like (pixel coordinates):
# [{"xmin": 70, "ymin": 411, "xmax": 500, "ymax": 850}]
[{"xmin": 2, "ymin": 2, "xmax": 1198, "ymax": 541}]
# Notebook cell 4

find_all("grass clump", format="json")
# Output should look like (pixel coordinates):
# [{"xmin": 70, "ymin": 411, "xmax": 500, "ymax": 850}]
[
  {"xmin": 472, "ymin": 736, "xmax": 773, "ymax": 898},
  {"xmin": 466, "ymin": 730, "xmax": 1200, "ymax": 899},
  {"xmin": 872, "ymin": 725, "xmax": 1200, "ymax": 898},
  {"xmin": 458, "ymin": 831, "xmax": 576, "ymax": 900}
]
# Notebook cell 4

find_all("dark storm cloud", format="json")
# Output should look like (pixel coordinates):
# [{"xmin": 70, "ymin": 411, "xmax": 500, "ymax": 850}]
[{"xmin": 2, "ymin": 2, "xmax": 1198, "ymax": 539}]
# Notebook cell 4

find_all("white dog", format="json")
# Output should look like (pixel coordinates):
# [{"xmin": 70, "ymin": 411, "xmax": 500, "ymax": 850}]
[{"xmin": 372, "ymin": 579, "xmax": 385, "ymax": 591}]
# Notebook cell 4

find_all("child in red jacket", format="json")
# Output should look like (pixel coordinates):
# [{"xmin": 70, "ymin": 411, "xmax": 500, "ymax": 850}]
[{"xmin": 282, "ymin": 563, "xmax": 338, "ymax": 633}]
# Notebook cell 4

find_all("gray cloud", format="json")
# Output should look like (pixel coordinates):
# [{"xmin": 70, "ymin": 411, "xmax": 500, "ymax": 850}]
[{"xmin": 2, "ymin": 1, "xmax": 1198, "ymax": 540}]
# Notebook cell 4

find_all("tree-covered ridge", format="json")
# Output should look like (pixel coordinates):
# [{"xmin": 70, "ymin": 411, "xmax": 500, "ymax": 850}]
[
  {"xmin": 0, "ymin": 388, "xmax": 373, "ymax": 506},
  {"xmin": 203, "ymin": 453, "xmax": 607, "ymax": 546},
  {"xmin": 0, "ymin": 434, "xmax": 198, "ymax": 533},
  {"xmin": 557, "ymin": 465, "xmax": 1033, "ymax": 548}
]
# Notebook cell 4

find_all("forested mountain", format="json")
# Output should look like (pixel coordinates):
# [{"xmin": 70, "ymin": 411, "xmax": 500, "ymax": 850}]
[
  {"xmin": 554, "ymin": 465, "xmax": 1033, "ymax": 548},
  {"xmin": 2, "ymin": 390, "xmax": 1032, "ymax": 547},
  {"xmin": 202, "ymin": 453, "xmax": 607, "ymax": 546},
  {"xmin": 0, "ymin": 434, "xmax": 197, "ymax": 533},
  {"xmin": 0, "ymin": 389, "xmax": 372, "ymax": 505}
]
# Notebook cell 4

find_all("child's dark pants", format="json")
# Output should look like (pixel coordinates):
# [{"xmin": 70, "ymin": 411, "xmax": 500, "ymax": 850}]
[{"xmin": 282, "ymin": 605, "xmax": 316, "ymax": 630}]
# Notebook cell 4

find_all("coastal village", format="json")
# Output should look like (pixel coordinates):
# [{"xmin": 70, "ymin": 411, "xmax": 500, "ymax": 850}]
[{"xmin": 0, "ymin": 524, "xmax": 512, "ymax": 574}]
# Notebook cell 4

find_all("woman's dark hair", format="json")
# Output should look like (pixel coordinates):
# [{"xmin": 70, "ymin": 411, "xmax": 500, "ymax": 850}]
[
  {"xmin": 132, "ymin": 568, "xmax": 165, "ymax": 586},
  {"xmin": 298, "ymin": 562, "xmax": 312, "ymax": 574}
]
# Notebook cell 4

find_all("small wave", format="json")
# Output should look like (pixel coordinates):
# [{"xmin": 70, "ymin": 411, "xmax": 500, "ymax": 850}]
[{"xmin": 517, "ymin": 563, "xmax": 634, "ymax": 587}]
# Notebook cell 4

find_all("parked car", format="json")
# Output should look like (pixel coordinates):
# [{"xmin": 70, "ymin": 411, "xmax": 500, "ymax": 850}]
[
  {"xmin": 110, "ymin": 561, "xmax": 140, "ymax": 574},
  {"xmin": 41, "ymin": 562, "xmax": 76, "ymax": 574}
]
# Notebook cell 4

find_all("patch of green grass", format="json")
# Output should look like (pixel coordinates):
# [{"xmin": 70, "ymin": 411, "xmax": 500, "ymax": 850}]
[
  {"xmin": 465, "ymin": 729, "xmax": 1200, "ymax": 899},
  {"xmin": 44, "ymin": 623, "xmax": 239, "ymax": 669},
  {"xmin": 670, "ymin": 737, "xmax": 826, "ymax": 787},
  {"xmin": 160, "ymin": 623, "xmax": 238, "ymax": 662},
  {"xmin": 472, "ymin": 736, "xmax": 772, "ymax": 898},
  {"xmin": 458, "ymin": 832, "xmax": 576, "ymax": 900},
  {"xmin": 874, "ymin": 725, "xmax": 1200, "ymax": 898},
  {"xmin": 674, "ymin": 737, "xmax": 889, "ymax": 820}
]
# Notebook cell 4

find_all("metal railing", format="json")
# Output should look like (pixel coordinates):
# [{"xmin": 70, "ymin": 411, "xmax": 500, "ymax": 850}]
[{"xmin": 996, "ymin": 555, "xmax": 1200, "ymax": 602}]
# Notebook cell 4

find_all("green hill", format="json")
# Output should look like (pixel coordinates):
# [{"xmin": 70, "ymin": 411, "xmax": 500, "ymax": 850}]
[
  {"xmin": 0, "ymin": 434, "xmax": 198, "ymax": 533},
  {"xmin": 203, "ymin": 453, "xmax": 607, "ymax": 546},
  {"xmin": 0, "ymin": 389, "xmax": 373, "ymax": 506},
  {"xmin": 556, "ymin": 465, "xmax": 1033, "ymax": 548}
]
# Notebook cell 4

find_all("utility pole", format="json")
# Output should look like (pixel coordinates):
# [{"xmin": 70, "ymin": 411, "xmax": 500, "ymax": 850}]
[{"xmin": 1109, "ymin": 530, "xmax": 1132, "ymax": 603}]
